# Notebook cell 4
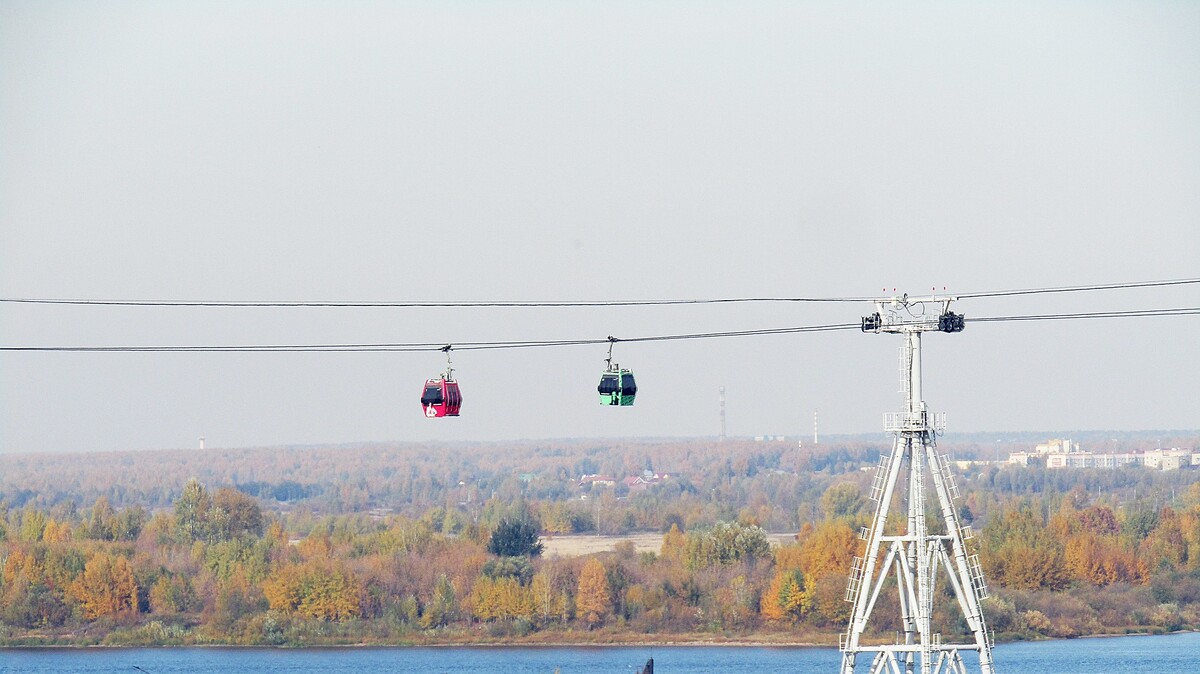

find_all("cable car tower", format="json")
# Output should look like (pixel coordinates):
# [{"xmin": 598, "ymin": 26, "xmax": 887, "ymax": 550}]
[{"xmin": 841, "ymin": 294, "xmax": 993, "ymax": 674}]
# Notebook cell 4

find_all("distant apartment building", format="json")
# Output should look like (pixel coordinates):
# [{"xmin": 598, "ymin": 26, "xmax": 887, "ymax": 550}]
[
  {"xmin": 1143, "ymin": 448, "xmax": 1199, "ymax": 471},
  {"xmin": 1008, "ymin": 439, "xmax": 1198, "ymax": 471},
  {"xmin": 1045, "ymin": 451, "xmax": 1143, "ymax": 469},
  {"xmin": 1008, "ymin": 438, "xmax": 1078, "ymax": 466},
  {"xmin": 1038, "ymin": 438, "xmax": 1079, "ymax": 454}
]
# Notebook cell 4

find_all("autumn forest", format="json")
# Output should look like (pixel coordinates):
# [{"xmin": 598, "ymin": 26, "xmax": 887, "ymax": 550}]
[{"xmin": 2, "ymin": 435, "xmax": 1199, "ymax": 646}]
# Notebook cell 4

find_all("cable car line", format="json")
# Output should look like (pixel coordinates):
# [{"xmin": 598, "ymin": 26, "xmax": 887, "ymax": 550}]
[
  {"xmin": 972, "ymin": 306, "xmax": 1200, "ymax": 323},
  {"xmin": 957, "ymin": 277, "xmax": 1200, "ymax": 299},
  {"xmin": 0, "ymin": 296, "xmax": 871, "ymax": 308},
  {"xmin": 2, "ymin": 307, "xmax": 1197, "ymax": 354},
  {"xmin": 0, "ymin": 322, "xmax": 862, "ymax": 353},
  {"xmin": 3, "ymin": 304, "xmax": 1195, "ymax": 421}
]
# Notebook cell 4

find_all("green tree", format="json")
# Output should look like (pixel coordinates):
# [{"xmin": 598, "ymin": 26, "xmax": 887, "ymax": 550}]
[
  {"xmin": 1, "ymin": 575, "xmax": 72, "ymax": 628},
  {"xmin": 84, "ymin": 497, "xmax": 116, "ymax": 540},
  {"xmin": 820, "ymin": 482, "xmax": 866, "ymax": 521},
  {"xmin": 529, "ymin": 568, "xmax": 570, "ymax": 626},
  {"xmin": 112, "ymin": 505, "xmax": 148, "ymax": 541},
  {"xmin": 421, "ymin": 574, "xmax": 459, "ymax": 628},
  {"xmin": 487, "ymin": 519, "xmax": 544, "ymax": 557},
  {"xmin": 174, "ymin": 478, "xmax": 212, "ymax": 542},
  {"xmin": 684, "ymin": 520, "xmax": 771, "ymax": 569},
  {"xmin": 212, "ymin": 488, "xmax": 265, "ymax": 540},
  {"xmin": 482, "ymin": 556, "xmax": 534, "ymax": 584},
  {"xmin": 149, "ymin": 574, "xmax": 199, "ymax": 614},
  {"xmin": 18, "ymin": 506, "xmax": 47, "ymax": 542}
]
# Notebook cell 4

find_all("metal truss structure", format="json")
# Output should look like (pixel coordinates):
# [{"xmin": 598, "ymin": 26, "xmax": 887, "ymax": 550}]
[{"xmin": 840, "ymin": 295, "xmax": 994, "ymax": 674}]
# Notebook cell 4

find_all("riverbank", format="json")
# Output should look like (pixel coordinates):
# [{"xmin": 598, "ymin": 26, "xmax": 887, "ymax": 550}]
[
  {"xmin": 4, "ymin": 622, "xmax": 1193, "ymax": 649},
  {"xmin": 1, "ymin": 625, "xmax": 830, "ymax": 648}
]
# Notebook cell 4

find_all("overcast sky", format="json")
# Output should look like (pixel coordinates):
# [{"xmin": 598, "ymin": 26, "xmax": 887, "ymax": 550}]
[{"xmin": 2, "ymin": 1, "xmax": 1197, "ymax": 454}]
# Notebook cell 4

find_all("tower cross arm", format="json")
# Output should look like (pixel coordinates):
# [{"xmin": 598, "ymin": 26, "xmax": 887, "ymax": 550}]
[{"xmin": 861, "ymin": 294, "xmax": 964, "ymax": 334}]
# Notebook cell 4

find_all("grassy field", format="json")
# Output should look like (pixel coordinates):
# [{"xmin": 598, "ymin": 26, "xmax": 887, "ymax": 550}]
[{"xmin": 540, "ymin": 532, "xmax": 799, "ymax": 558}]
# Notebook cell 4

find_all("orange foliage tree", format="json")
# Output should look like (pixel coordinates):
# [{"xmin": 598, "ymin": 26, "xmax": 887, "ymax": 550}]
[{"xmin": 69, "ymin": 551, "xmax": 138, "ymax": 619}]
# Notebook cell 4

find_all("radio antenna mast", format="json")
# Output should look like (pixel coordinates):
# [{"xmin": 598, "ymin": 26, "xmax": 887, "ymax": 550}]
[{"xmin": 841, "ymin": 293, "xmax": 993, "ymax": 674}]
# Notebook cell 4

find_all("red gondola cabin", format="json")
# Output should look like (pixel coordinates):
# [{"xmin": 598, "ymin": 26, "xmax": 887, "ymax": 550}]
[{"xmin": 421, "ymin": 378, "xmax": 462, "ymax": 418}]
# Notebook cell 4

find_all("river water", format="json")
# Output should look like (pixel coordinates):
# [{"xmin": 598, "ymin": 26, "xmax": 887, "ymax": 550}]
[{"xmin": 3, "ymin": 632, "xmax": 1197, "ymax": 673}]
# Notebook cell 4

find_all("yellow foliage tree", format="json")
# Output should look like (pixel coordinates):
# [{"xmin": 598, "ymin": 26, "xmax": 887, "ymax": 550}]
[
  {"xmin": 575, "ymin": 558, "xmax": 610, "ymax": 628},
  {"xmin": 468, "ymin": 576, "xmax": 497, "ymax": 620},
  {"xmin": 979, "ymin": 506, "xmax": 1068, "ymax": 590},
  {"xmin": 798, "ymin": 520, "xmax": 857, "ymax": 579},
  {"xmin": 70, "ymin": 552, "xmax": 138, "ymax": 619},
  {"xmin": 1178, "ymin": 510, "xmax": 1200, "ymax": 571},
  {"xmin": 775, "ymin": 542, "xmax": 804, "ymax": 572},
  {"xmin": 263, "ymin": 560, "xmax": 360, "ymax": 620},
  {"xmin": 540, "ymin": 502, "xmax": 576, "ymax": 535},
  {"xmin": 43, "ymin": 519, "xmax": 72, "ymax": 544},
  {"xmin": 1047, "ymin": 504, "xmax": 1078, "ymax": 540},
  {"xmin": 469, "ymin": 576, "xmax": 533, "ymax": 622},
  {"xmin": 1139, "ymin": 508, "xmax": 1186, "ymax": 573},
  {"xmin": 660, "ymin": 524, "xmax": 686, "ymax": 565}
]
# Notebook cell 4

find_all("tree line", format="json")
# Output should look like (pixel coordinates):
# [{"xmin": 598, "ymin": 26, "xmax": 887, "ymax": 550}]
[
  {"xmin": 6, "ymin": 437, "xmax": 1198, "ymax": 538},
  {"xmin": 3, "ymin": 475, "xmax": 1200, "ymax": 645}
]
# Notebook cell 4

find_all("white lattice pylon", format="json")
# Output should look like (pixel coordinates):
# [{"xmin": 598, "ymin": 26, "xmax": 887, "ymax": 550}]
[{"xmin": 842, "ymin": 298, "xmax": 994, "ymax": 674}]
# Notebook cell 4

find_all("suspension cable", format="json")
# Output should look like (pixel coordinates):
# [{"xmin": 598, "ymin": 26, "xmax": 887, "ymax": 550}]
[
  {"xmin": 0, "ymin": 296, "xmax": 869, "ymax": 308},
  {"xmin": 2, "ymin": 307, "xmax": 1196, "ymax": 353},
  {"xmin": 0, "ymin": 322, "xmax": 861, "ymax": 352},
  {"xmin": 957, "ymin": 278, "xmax": 1200, "ymax": 299}
]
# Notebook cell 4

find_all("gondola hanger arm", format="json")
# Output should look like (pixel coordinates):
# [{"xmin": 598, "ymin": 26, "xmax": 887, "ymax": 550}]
[
  {"xmin": 605, "ymin": 336, "xmax": 619, "ymax": 371},
  {"xmin": 441, "ymin": 344, "xmax": 454, "ymax": 380}
]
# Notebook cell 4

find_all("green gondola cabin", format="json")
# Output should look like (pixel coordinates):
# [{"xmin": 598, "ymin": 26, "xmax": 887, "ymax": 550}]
[{"xmin": 598, "ymin": 368, "xmax": 637, "ymax": 406}]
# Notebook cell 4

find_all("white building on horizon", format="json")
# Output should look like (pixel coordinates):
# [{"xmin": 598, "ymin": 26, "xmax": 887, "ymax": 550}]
[{"xmin": 1009, "ymin": 440, "xmax": 1198, "ymax": 471}]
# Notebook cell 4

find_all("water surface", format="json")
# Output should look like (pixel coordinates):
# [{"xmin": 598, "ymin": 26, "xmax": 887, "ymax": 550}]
[{"xmin": 4, "ymin": 632, "xmax": 1197, "ymax": 674}]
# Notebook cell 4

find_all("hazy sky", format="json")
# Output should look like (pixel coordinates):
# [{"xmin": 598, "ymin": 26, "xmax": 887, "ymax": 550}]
[{"xmin": 2, "ymin": 1, "xmax": 1197, "ymax": 454}]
